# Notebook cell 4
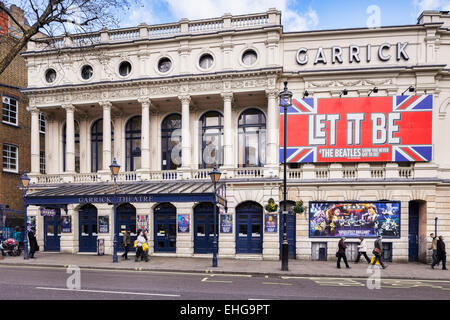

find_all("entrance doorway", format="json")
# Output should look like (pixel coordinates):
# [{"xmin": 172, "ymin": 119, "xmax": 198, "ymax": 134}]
[
  {"xmin": 43, "ymin": 209, "xmax": 61, "ymax": 251},
  {"xmin": 236, "ymin": 202, "xmax": 263, "ymax": 254},
  {"xmin": 117, "ymin": 203, "xmax": 137, "ymax": 252},
  {"xmin": 79, "ymin": 204, "xmax": 98, "ymax": 252},
  {"xmin": 279, "ymin": 201, "xmax": 297, "ymax": 259},
  {"xmin": 154, "ymin": 203, "xmax": 176, "ymax": 252},
  {"xmin": 408, "ymin": 200, "xmax": 427, "ymax": 262},
  {"xmin": 194, "ymin": 203, "xmax": 219, "ymax": 254}
]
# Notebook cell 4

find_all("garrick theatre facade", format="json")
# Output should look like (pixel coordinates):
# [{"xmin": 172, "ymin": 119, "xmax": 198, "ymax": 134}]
[{"xmin": 21, "ymin": 9, "xmax": 450, "ymax": 262}]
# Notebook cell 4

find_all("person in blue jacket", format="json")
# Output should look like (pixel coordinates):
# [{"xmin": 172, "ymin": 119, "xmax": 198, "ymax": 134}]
[{"xmin": 13, "ymin": 226, "xmax": 23, "ymax": 249}]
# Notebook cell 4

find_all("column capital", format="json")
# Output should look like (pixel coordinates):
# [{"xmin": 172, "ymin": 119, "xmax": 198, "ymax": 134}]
[
  {"xmin": 99, "ymin": 101, "xmax": 112, "ymax": 109},
  {"xmin": 265, "ymin": 89, "xmax": 279, "ymax": 99},
  {"xmin": 221, "ymin": 92, "xmax": 233, "ymax": 102},
  {"xmin": 26, "ymin": 105, "xmax": 39, "ymax": 114},
  {"xmin": 62, "ymin": 103, "xmax": 75, "ymax": 112},
  {"xmin": 178, "ymin": 95, "xmax": 191, "ymax": 104},
  {"xmin": 138, "ymin": 96, "xmax": 151, "ymax": 107}
]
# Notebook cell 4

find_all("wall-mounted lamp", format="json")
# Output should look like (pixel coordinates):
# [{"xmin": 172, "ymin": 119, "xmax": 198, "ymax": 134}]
[
  {"xmin": 368, "ymin": 87, "xmax": 378, "ymax": 96},
  {"xmin": 401, "ymin": 85, "xmax": 415, "ymax": 95},
  {"xmin": 339, "ymin": 89, "xmax": 348, "ymax": 98},
  {"xmin": 303, "ymin": 90, "xmax": 309, "ymax": 98}
]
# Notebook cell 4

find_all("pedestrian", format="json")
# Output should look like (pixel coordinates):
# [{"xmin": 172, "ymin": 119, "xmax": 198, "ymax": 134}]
[
  {"xmin": 142, "ymin": 229, "xmax": 149, "ymax": 262},
  {"xmin": 336, "ymin": 237, "xmax": 351, "ymax": 269},
  {"xmin": 355, "ymin": 236, "xmax": 371, "ymax": 264},
  {"xmin": 429, "ymin": 233, "xmax": 438, "ymax": 269},
  {"xmin": 13, "ymin": 226, "xmax": 23, "ymax": 249},
  {"xmin": 135, "ymin": 230, "xmax": 148, "ymax": 262},
  {"xmin": 436, "ymin": 235, "xmax": 447, "ymax": 270},
  {"xmin": 121, "ymin": 228, "xmax": 130, "ymax": 260},
  {"xmin": 371, "ymin": 235, "xmax": 387, "ymax": 269},
  {"xmin": 28, "ymin": 227, "xmax": 39, "ymax": 259}
]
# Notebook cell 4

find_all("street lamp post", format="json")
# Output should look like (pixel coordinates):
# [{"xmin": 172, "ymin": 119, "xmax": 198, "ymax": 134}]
[
  {"xmin": 109, "ymin": 157, "xmax": 121, "ymax": 263},
  {"xmin": 435, "ymin": 217, "xmax": 438, "ymax": 236},
  {"xmin": 209, "ymin": 165, "xmax": 222, "ymax": 267},
  {"xmin": 20, "ymin": 171, "xmax": 31, "ymax": 260},
  {"xmin": 279, "ymin": 81, "xmax": 293, "ymax": 272}
]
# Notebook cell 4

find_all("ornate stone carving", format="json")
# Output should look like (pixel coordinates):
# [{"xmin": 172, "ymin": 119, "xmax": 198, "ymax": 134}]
[
  {"xmin": 221, "ymin": 92, "xmax": 233, "ymax": 102},
  {"xmin": 178, "ymin": 95, "xmax": 191, "ymax": 104},
  {"xmin": 61, "ymin": 103, "xmax": 75, "ymax": 112}
]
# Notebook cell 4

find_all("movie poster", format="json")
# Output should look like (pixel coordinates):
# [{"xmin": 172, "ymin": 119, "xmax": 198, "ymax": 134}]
[
  {"xmin": 98, "ymin": 216, "xmax": 109, "ymax": 233},
  {"xmin": 61, "ymin": 216, "xmax": 72, "ymax": 233},
  {"xmin": 178, "ymin": 214, "xmax": 190, "ymax": 233},
  {"xmin": 309, "ymin": 201, "xmax": 400, "ymax": 238},
  {"xmin": 137, "ymin": 215, "xmax": 148, "ymax": 232}
]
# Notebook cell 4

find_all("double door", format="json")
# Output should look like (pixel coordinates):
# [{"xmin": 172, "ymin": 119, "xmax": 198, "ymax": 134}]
[
  {"xmin": 79, "ymin": 205, "xmax": 98, "ymax": 252},
  {"xmin": 236, "ymin": 203, "xmax": 263, "ymax": 254},
  {"xmin": 44, "ymin": 210, "xmax": 61, "ymax": 252},
  {"xmin": 154, "ymin": 207, "xmax": 176, "ymax": 252},
  {"xmin": 194, "ymin": 203, "xmax": 218, "ymax": 254}
]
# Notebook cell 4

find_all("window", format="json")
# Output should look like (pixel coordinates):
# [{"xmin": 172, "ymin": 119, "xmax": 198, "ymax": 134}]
[
  {"xmin": 199, "ymin": 111, "xmax": 223, "ymax": 169},
  {"xmin": 45, "ymin": 68, "xmax": 56, "ymax": 83},
  {"xmin": 81, "ymin": 65, "xmax": 93, "ymax": 80},
  {"xmin": 91, "ymin": 119, "xmax": 114, "ymax": 173},
  {"xmin": 242, "ymin": 49, "xmax": 258, "ymax": 66},
  {"xmin": 40, "ymin": 151, "xmax": 46, "ymax": 174},
  {"xmin": 238, "ymin": 108, "xmax": 266, "ymax": 167},
  {"xmin": 199, "ymin": 53, "xmax": 214, "ymax": 70},
  {"xmin": 62, "ymin": 121, "xmax": 80, "ymax": 173},
  {"xmin": 161, "ymin": 114, "xmax": 181, "ymax": 170},
  {"xmin": 125, "ymin": 116, "xmax": 141, "ymax": 171},
  {"xmin": 2, "ymin": 96, "xmax": 18, "ymax": 125},
  {"xmin": 119, "ymin": 61, "xmax": 132, "ymax": 77},
  {"xmin": 2, "ymin": 144, "xmax": 18, "ymax": 173},
  {"xmin": 158, "ymin": 57, "xmax": 172, "ymax": 73},
  {"xmin": 39, "ymin": 112, "xmax": 46, "ymax": 134}
]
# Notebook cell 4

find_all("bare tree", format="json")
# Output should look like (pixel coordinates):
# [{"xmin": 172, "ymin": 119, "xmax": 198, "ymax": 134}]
[{"xmin": 0, "ymin": 0, "xmax": 135, "ymax": 75}]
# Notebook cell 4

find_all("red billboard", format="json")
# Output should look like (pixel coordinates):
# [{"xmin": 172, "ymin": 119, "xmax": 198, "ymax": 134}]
[{"xmin": 280, "ymin": 95, "xmax": 433, "ymax": 163}]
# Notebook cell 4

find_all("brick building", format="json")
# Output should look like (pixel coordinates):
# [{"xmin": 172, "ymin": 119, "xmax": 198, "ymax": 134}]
[{"xmin": 0, "ymin": 4, "xmax": 45, "ymax": 227}]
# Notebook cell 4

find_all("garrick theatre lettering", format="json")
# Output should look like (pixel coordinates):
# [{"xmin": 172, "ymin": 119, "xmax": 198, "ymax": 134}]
[
  {"xmin": 296, "ymin": 42, "xmax": 409, "ymax": 65},
  {"xmin": 78, "ymin": 195, "xmax": 153, "ymax": 203}
]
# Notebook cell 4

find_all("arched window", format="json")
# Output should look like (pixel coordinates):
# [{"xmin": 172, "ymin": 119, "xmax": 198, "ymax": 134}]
[
  {"xmin": 238, "ymin": 108, "xmax": 266, "ymax": 167},
  {"xmin": 62, "ymin": 121, "xmax": 80, "ymax": 173},
  {"xmin": 199, "ymin": 111, "xmax": 223, "ymax": 169},
  {"xmin": 125, "ymin": 115, "xmax": 141, "ymax": 171},
  {"xmin": 161, "ymin": 113, "xmax": 181, "ymax": 170},
  {"xmin": 91, "ymin": 119, "xmax": 114, "ymax": 172}
]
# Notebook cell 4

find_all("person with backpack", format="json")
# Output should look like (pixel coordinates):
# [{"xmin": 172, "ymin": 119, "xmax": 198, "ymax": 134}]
[
  {"xmin": 371, "ymin": 235, "xmax": 387, "ymax": 269},
  {"xmin": 355, "ymin": 236, "xmax": 371, "ymax": 264}
]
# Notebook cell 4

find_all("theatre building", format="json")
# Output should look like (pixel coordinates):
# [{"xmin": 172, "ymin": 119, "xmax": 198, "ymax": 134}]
[{"xmin": 21, "ymin": 9, "xmax": 450, "ymax": 262}]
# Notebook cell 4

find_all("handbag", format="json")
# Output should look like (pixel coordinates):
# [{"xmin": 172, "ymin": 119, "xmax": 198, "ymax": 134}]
[
  {"xmin": 336, "ymin": 252, "xmax": 339, "ymax": 257},
  {"xmin": 142, "ymin": 243, "xmax": 148, "ymax": 252},
  {"xmin": 373, "ymin": 247, "xmax": 381, "ymax": 255},
  {"xmin": 133, "ymin": 240, "xmax": 137, "ymax": 248}
]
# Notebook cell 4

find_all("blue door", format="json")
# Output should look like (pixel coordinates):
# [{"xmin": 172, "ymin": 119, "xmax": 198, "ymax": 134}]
[
  {"xmin": 236, "ymin": 202, "xmax": 263, "ymax": 254},
  {"xmin": 79, "ymin": 205, "xmax": 98, "ymax": 252},
  {"xmin": 194, "ymin": 203, "xmax": 219, "ymax": 254},
  {"xmin": 279, "ymin": 211, "xmax": 296, "ymax": 259},
  {"xmin": 408, "ymin": 201, "xmax": 419, "ymax": 262},
  {"xmin": 117, "ymin": 204, "xmax": 137, "ymax": 252},
  {"xmin": 44, "ymin": 210, "xmax": 61, "ymax": 251},
  {"xmin": 154, "ymin": 203, "xmax": 176, "ymax": 252}
]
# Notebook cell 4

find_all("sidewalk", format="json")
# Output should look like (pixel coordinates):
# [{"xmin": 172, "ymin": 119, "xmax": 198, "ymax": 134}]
[{"xmin": 1, "ymin": 253, "xmax": 449, "ymax": 280}]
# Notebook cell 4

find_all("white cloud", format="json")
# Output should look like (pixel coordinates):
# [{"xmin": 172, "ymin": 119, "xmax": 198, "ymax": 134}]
[
  {"xmin": 122, "ymin": 2, "xmax": 160, "ymax": 27},
  {"xmin": 163, "ymin": 0, "xmax": 318, "ymax": 31},
  {"xmin": 413, "ymin": 0, "xmax": 450, "ymax": 14}
]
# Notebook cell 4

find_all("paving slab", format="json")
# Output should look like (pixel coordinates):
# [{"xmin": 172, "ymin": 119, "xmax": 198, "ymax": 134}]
[{"xmin": 0, "ymin": 253, "xmax": 449, "ymax": 281}]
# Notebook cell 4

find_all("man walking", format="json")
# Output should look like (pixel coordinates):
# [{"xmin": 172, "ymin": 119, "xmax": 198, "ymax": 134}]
[
  {"xmin": 355, "ymin": 236, "xmax": 371, "ymax": 264},
  {"xmin": 371, "ymin": 235, "xmax": 387, "ymax": 269},
  {"xmin": 430, "ymin": 233, "xmax": 438, "ymax": 269},
  {"xmin": 336, "ymin": 237, "xmax": 351, "ymax": 269},
  {"xmin": 436, "ymin": 235, "xmax": 447, "ymax": 270},
  {"xmin": 121, "ymin": 228, "xmax": 130, "ymax": 260}
]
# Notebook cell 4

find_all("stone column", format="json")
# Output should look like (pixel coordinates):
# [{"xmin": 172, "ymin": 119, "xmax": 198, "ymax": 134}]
[
  {"xmin": 100, "ymin": 101, "xmax": 112, "ymax": 171},
  {"xmin": 179, "ymin": 95, "xmax": 191, "ymax": 172},
  {"xmin": 29, "ymin": 106, "xmax": 40, "ymax": 174},
  {"xmin": 63, "ymin": 104, "xmax": 76, "ymax": 173},
  {"xmin": 221, "ymin": 92, "xmax": 233, "ymax": 168},
  {"xmin": 265, "ymin": 90, "xmax": 279, "ymax": 177},
  {"xmin": 138, "ymin": 97, "xmax": 151, "ymax": 171}
]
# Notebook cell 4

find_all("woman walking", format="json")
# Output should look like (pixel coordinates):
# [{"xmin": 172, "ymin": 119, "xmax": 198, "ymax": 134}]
[
  {"xmin": 121, "ymin": 229, "xmax": 130, "ymax": 260},
  {"xmin": 336, "ymin": 237, "xmax": 351, "ymax": 269},
  {"xmin": 371, "ymin": 235, "xmax": 387, "ymax": 269},
  {"xmin": 135, "ymin": 230, "xmax": 148, "ymax": 262},
  {"xmin": 355, "ymin": 236, "xmax": 371, "ymax": 263}
]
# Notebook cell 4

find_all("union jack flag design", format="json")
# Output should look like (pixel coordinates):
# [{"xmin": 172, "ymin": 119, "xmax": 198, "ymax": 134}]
[{"xmin": 280, "ymin": 95, "xmax": 433, "ymax": 163}]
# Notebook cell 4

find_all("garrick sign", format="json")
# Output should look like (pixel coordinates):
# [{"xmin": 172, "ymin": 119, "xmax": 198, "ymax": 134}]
[{"xmin": 296, "ymin": 42, "xmax": 409, "ymax": 65}]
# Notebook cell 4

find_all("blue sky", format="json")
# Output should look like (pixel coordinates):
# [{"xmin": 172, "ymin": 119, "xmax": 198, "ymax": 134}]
[{"xmin": 121, "ymin": 0, "xmax": 450, "ymax": 31}]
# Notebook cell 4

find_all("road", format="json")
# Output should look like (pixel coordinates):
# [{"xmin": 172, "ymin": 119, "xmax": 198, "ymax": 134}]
[{"xmin": 1, "ymin": 265, "xmax": 450, "ymax": 300}]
